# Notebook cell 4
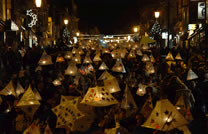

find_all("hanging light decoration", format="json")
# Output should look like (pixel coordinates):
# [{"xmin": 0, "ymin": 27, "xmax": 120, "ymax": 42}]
[
  {"xmin": 64, "ymin": 51, "xmax": 73, "ymax": 60},
  {"xmin": 175, "ymin": 53, "xmax": 183, "ymax": 60},
  {"xmin": 73, "ymin": 54, "xmax": 81, "ymax": 64},
  {"xmin": 72, "ymin": 47, "xmax": 77, "ymax": 54},
  {"xmin": 142, "ymin": 44, "xmax": 150, "ymax": 50},
  {"xmin": 102, "ymin": 48, "xmax": 110, "ymax": 54},
  {"xmin": 128, "ymin": 50, "xmax": 136, "ymax": 59},
  {"xmin": 136, "ymin": 49, "xmax": 143, "ymax": 56},
  {"xmin": 142, "ymin": 54, "xmax": 150, "ymax": 62},
  {"xmin": 52, "ymin": 79, "xmax": 62, "ymax": 86},
  {"xmin": 187, "ymin": 69, "xmax": 198, "ymax": 81},
  {"xmin": 150, "ymin": 54, "xmax": 156, "ymax": 63},
  {"xmin": 38, "ymin": 51, "xmax": 53, "ymax": 66},
  {"xmin": 166, "ymin": 52, "xmax": 174, "ymax": 61},
  {"xmin": 65, "ymin": 61, "xmax": 78, "ymax": 76},
  {"xmin": 120, "ymin": 49, "xmax": 128, "ymax": 59},
  {"xmin": 93, "ymin": 53, "xmax": 102, "ymax": 62},
  {"xmin": 83, "ymin": 54, "xmax": 92, "ymax": 64},
  {"xmin": 56, "ymin": 55, "xmax": 65, "ymax": 63},
  {"xmin": 112, "ymin": 59, "xmax": 126, "ymax": 73},
  {"xmin": 136, "ymin": 84, "xmax": 147, "ymax": 96},
  {"xmin": 78, "ymin": 48, "xmax": 84, "ymax": 55},
  {"xmin": 146, "ymin": 62, "xmax": 155, "ymax": 74},
  {"xmin": 99, "ymin": 61, "xmax": 109, "ymax": 70}
]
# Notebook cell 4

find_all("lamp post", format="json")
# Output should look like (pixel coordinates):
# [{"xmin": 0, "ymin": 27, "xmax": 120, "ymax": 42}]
[
  {"xmin": 64, "ymin": 19, "xmax": 69, "ymax": 25},
  {"xmin": 133, "ymin": 27, "xmax": 138, "ymax": 33},
  {"xmin": 154, "ymin": 11, "xmax": 160, "ymax": 19},
  {"xmin": 35, "ymin": 0, "xmax": 42, "ymax": 8}
]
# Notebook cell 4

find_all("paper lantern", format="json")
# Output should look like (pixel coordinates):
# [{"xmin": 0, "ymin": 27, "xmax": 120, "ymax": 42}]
[
  {"xmin": 16, "ymin": 82, "xmax": 25, "ymax": 97},
  {"xmin": 78, "ymin": 49, "xmax": 84, "ymax": 55},
  {"xmin": 23, "ymin": 123, "xmax": 40, "ymax": 134},
  {"xmin": 38, "ymin": 51, "xmax": 53, "ymax": 65},
  {"xmin": 102, "ymin": 48, "xmax": 110, "ymax": 54},
  {"xmin": 150, "ymin": 55, "xmax": 155, "ymax": 63},
  {"xmin": 104, "ymin": 77, "xmax": 121, "ymax": 93},
  {"xmin": 111, "ymin": 50, "xmax": 120, "ymax": 59},
  {"xmin": 187, "ymin": 69, "xmax": 198, "ymax": 81},
  {"xmin": 112, "ymin": 59, "xmax": 126, "ymax": 73},
  {"xmin": 83, "ymin": 55, "xmax": 92, "ymax": 64},
  {"xmin": 0, "ymin": 80, "xmax": 16, "ymax": 97},
  {"xmin": 128, "ymin": 50, "xmax": 136, "ymax": 58},
  {"xmin": 142, "ymin": 44, "xmax": 150, "ymax": 50},
  {"xmin": 140, "ymin": 94, "xmax": 153, "ymax": 118},
  {"xmin": 35, "ymin": 66, "xmax": 42, "ymax": 72},
  {"xmin": 136, "ymin": 49, "xmax": 143, "ymax": 56},
  {"xmin": 64, "ymin": 51, "xmax": 73, "ymax": 60},
  {"xmin": 33, "ymin": 88, "xmax": 42, "ymax": 100},
  {"xmin": 120, "ymin": 49, "xmax": 128, "ymax": 59},
  {"xmin": 99, "ymin": 61, "xmax": 109, "ymax": 70},
  {"xmin": 142, "ymin": 99, "xmax": 188, "ymax": 131},
  {"xmin": 52, "ymin": 79, "xmax": 62, "ymax": 86},
  {"xmin": 81, "ymin": 86, "xmax": 118, "ymax": 107},
  {"xmin": 142, "ymin": 54, "xmax": 150, "ymax": 62},
  {"xmin": 56, "ymin": 55, "xmax": 65, "ymax": 63},
  {"xmin": 52, "ymin": 96, "xmax": 84, "ymax": 128},
  {"xmin": 98, "ymin": 71, "xmax": 114, "ymax": 81},
  {"xmin": 146, "ymin": 62, "xmax": 155, "ymax": 74},
  {"xmin": 72, "ymin": 54, "xmax": 81, "ymax": 64},
  {"xmin": 44, "ymin": 124, "xmax": 52, "ymax": 134},
  {"xmin": 16, "ymin": 85, "xmax": 40, "ymax": 118},
  {"xmin": 93, "ymin": 53, "xmax": 102, "ymax": 62},
  {"xmin": 72, "ymin": 47, "xmax": 77, "ymax": 54},
  {"xmin": 65, "ymin": 62, "xmax": 78, "ymax": 76},
  {"xmin": 121, "ymin": 85, "xmax": 138, "ymax": 110},
  {"xmin": 175, "ymin": 53, "xmax": 183, "ymax": 60},
  {"xmin": 165, "ymin": 52, "xmax": 174, "ymax": 61},
  {"xmin": 136, "ymin": 84, "xmax": 146, "ymax": 96}
]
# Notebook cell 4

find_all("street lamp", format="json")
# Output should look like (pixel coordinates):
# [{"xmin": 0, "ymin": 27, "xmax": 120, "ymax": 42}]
[
  {"xmin": 133, "ymin": 27, "xmax": 138, "ymax": 33},
  {"xmin": 154, "ymin": 11, "xmax": 160, "ymax": 19},
  {"xmin": 64, "ymin": 19, "xmax": 69, "ymax": 25},
  {"xmin": 76, "ymin": 32, "xmax": 80, "ymax": 36},
  {"xmin": 35, "ymin": 0, "xmax": 42, "ymax": 8}
]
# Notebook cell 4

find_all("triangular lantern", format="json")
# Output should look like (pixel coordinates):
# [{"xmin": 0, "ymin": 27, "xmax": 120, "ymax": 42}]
[
  {"xmin": 65, "ymin": 61, "xmax": 78, "ymax": 76},
  {"xmin": 142, "ymin": 99, "xmax": 188, "ymax": 131},
  {"xmin": 120, "ymin": 48, "xmax": 128, "ymax": 59},
  {"xmin": 16, "ymin": 82, "xmax": 25, "ymax": 97},
  {"xmin": 0, "ymin": 80, "xmax": 16, "ymax": 97},
  {"xmin": 35, "ymin": 66, "xmax": 42, "ymax": 72},
  {"xmin": 128, "ymin": 50, "xmax": 136, "ymax": 58},
  {"xmin": 112, "ymin": 59, "xmax": 126, "ymax": 73},
  {"xmin": 187, "ymin": 69, "xmax": 198, "ymax": 81},
  {"xmin": 56, "ymin": 55, "xmax": 65, "ymax": 63},
  {"xmin": 52, "ymin": 96, "xmax": 84, "ymax": 128},
  {"xmin": 140, "ymin": 94, "xmax": 153, "ymax": 118},
  {"xmin": 78, "ymin": 48, "xmax": 84, "ymax": 55},
  {"xmin": 64, "ymin": 51, "xmax": 73, "ymax": 60},
  {"xmin": 165, "ymin": 52, "xmax": 174, "ymax": 61},
  {"xmin": 136, "ymin": 49, "xmax": 143, "ymax": 56},
  {"xmin": 140, "ymin": 36, "xmax": 155, "ymax": 45},
  {"xmin": 102, "ymin": 48, "xmax": 110, "ymax": 54},
  {"xmin": 121, "ymin": 85, "xmax": 138, "ymax": 110},
  {"xmin": 136, "ymin": 84, "xmax": 147, "ymax": 96},
  {"xmin": 99, "ymin": 61, "xmax": 109, "ymax": 70},
  {"xmin": 72, "ymin": 54, "xmax": 81, "ymax": 64},
  {"xmin": 44, "ymin": 124, "xmax": 53, "ymax": 134},
  {"xmin": 72, "ymin": 47, "xmax": 77, "ymax": 54},
  {"xmin": 38, "ymin": 51, "xmax": 53, "ymax": 65},
  {"xmin": 142, "ymin": 54, "xmax": 150, "ymax": 62},
  {"xmin": 175, "ymin": 53, "xmax": 183, "ymax": 60},
  {"xmin": 93, "ymin": 53, "xmax": 102, "ymax": 62},
  {"xmin": 104, "ymin": 76, "xmax": 121, "ymax": 93},
  {"xmin": 98, "ymin": 71, "xmax": 114, "ymax": 80},
  {"xmin": 150, "ymin": 55, "xmax": 155, "ymax": 63},
  {"xmin": 33, "ymin": 88, "xmax": 42, "ymax": 101},
  {"xmin": 52, "ymin": 79, "xmax": 62, "ymax": 86},
  {"xmin": 16, "ymin": 85, "xmax": 40, "ymax": 118},
  {"xmin": 111, "ymin": 50, "xmax": 120, "ymax": 59},
  {"xmin": 142, "ymin": 44, "xmax": 150, "ymax": 50},
  {"xmin": 83, "ymin": 55, "xmax": 92, "ymax": 64},
  {"xmin": 23, "ymin": 123, "xmax": 40, "ymax": 134},
  {"xmin": 81, "ymin": 86, "xmax": 118, "ymax": 107}
]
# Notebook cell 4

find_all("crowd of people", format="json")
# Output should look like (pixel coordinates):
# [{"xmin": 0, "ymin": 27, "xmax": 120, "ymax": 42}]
[{"xmin": 0, "ymin": 39, "xmax": 208, "ymax": 134}]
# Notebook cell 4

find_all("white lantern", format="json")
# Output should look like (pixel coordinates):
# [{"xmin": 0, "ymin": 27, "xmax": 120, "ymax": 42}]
[{"xmin": 136, "ymin": 84, "xmax": 146, "ymax": 96}]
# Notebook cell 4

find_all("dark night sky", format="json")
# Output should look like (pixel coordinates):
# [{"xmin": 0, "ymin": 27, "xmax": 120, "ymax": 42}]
[{"xmin": 55, "ymin": 0, "xmax": 154, "ymax": 34}]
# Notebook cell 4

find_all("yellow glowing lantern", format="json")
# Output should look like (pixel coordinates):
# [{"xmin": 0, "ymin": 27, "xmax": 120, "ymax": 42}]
[
  {"xmin": 136, "ymin": 49, "xmax": 143, "ymax": 56},
  {"xmin": 73, "ymin": 54, "xmax": 81, "ymax": 64},
  {"xmin": 64, "ymin": 51, "xmax": 73, "ymax": 60},
  {"xmin": 102, "ymin": 48, "xmax": 110, "ymax": 54},
  {"xmin": 72, "ymin": 48, "xmax": 77, "ymax": 54},
  {"xmin": 166, "ymin": 52, "xmax": 174, "ymax": 61},
  {"xmin": 175, "ymin": 53, "xmax": 183, "ymax": 60},
  {"xmin": 16, "ymin": 82, "xmax": 25, "ymax": 97},
  {"xmin": 136, "ymin": 84, "xmax": 146, "ymax": 96},
  {"xmin": 38, "ymin": 51, "xmax": 53, "ymax": 65},
  {"xmin": 112, "ymin": 59, "xmax": 126, "ymax": 73},
  {"xmin": 53, "ymin": 79, "xmax": 62, "ymax": 86},
  {"xmin": 83, "ymin": 55, "xmax": 92, "ymax": 64},
  {"xmin": 142, "ymin": 44, "xmax": 150, "ymax": 50},
  {"xmin": 128, "ymin": 50, "xmax": 136, "ymax": 58},
  {"xmin": 187, "ymin": 69, "xmax": 198, "ymax": 81},
  {"xmin": 150, "ymin": 55, "xmax": 156, "ymax": 63},
  {"xmin": 93, "ymin": 53, "xmax": 102, "ymax": 62},
  {"xmin": 56, "ymin": 55, "xmax": 65, "ymax": 63},
  {"xmin": 142, "ymin": 54, "xmax": 150, "ymax": 62},
  {"xmin": 65, "ymin": 62, "xmax": 78, "ymax": 76},
  {"xmin": 99, "ymin": 61, "xmax": 109, "ymax": 70}
]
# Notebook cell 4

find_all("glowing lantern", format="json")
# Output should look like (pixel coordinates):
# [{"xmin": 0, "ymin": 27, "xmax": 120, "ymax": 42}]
[
  {"xmin": 83, "ymin": 55, "xmax": 92, "ymax": 64},
  {"xmin": 72, "ymin": 48, "xmax": 77, "ymax": 54},
  {"xmin": 166, "ymin": 52, "xmax": 174, "ymax": 61},
  {"xmin": 64, "ymin": 51, "xmax": 73, "ymax": 60},
  {"xmin": 175, "ymin": 53, "xmax": 182, "ymax": 60},
  {"xmin": 73, "ymin": 54, "xmax": 81, "ymax": 64},
  {"xmin": 81, "ymin": 86, "xmax": 118, "ymax": 107},
  {"xmin": 111, "ymin": 50, "xmax": 120, "ymax": 59},
  {"xmin": 146, "ymin": 62, "xmax": 155, "ymax": 74},
  {"xmin": 93, "ymin": 53, "xmax": 102, "ymax": 62},
  {"xmin": 78, "ymin": 48, "xmax": 84, "ymax": 55},
  {"xmin": 56, "ymin": 55, "xmax": 65, "ymax": 63},
  {"xmin": 112, "ymin": 59, "xmax": 126, "ymax": 73},
  {"xmin": 150, "ymin": 55, "xmax": 155, "ymax": 63},
  {"xmin": 142, "ymin": 99, "xmax": 188, "ymax": 131},
  {"xmin": 102, "ymin": 48, "xmax": 110, "ymax": 54},
  {"xmin": 136, "ymin": 84, "xmax": 146, "ymax": 96},
  {"xmin": 104, "ymin": 77, "xmax": 120, "ymax": 93},
  {"xmin": 65, "ymin": 62, "xmax": 78, "ymax": 76},
  {"xmin": 0, "ymin": 80, "xmax": 16, "ymax": 97},
  {"xmin": 38, "ymin": 51, "xmax": 53, "ymax": 65},
  {"xmin": 99, "ymin": 61, "xmax": 109, "ymax": 70},
  {"xmin": 53, "ymin": 79, "xmax": 62, "ymax": 86},
  {"xmin": 16, "ymin": 82, "xmax": 25, "ymax": 97},
  {"xmin": 128, "ymin": 50, "xmax": 136, "ymax": 58},
  {"xmin": 142, "ymin": 44, "xmax": 150, "ymax": 50},
  {"xmin": 187, "ymin": 69, "xmax": 198, "ymax": 81},
  {"xmin": 142, "ymin": 54, "xmax": 150, "ymax": 62},
  {"xmin": 136, "ymin": 49, "xmax": 143, "ymax": 56}
]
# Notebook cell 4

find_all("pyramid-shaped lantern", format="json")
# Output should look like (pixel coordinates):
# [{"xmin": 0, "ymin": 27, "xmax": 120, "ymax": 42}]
[
  {"xmin": 111, "ymin": 50, "xmax": 120, "ymax": 59},
  {"xmin": 142, "ymin": 99, "xmax": 188, "ymax": 131},
  {"xmin": 102, "ymin": 48, "xmax": 110, "ymax": 54},
  {"xmin": 65, "ymin": 61, "xmax": 78, "ymax": 76},
  {"xmin": 99, "ymin": 61, "xmax": 109, "ymax": 70},
  {"xmin": 16, "ymin": 82, "xmax": 25, "ymax": 97},
  {"xmin": 81, "ymin": 86, "xmax": 118, "ymax": 107},
  {"xmin": 112, "ymin": 59, "xmax": 126, "ymax": 73},
  {"xmin": 83, "ymin": 54, "xmax": 92, "ymax": 64},
  {"xmin": 175, "ymin": 53, "xmax": 183, "ymax": 60},
  {"xmin": 0, "ymin": 80, "xmax": 16, "ymax": 97},
  {"xmin": 120, "ymin": 48, "xmax": 128, "ymax": 59},
  {"xmin": 136, "ymin": 49, "xmax": 143, "ymax": 56},
  {"xmin": 140, "ymin": 94, "xmax": 153, "ymax": 118},
  {"xmin": 187, "ymin": 69, "xmax": 198, "ymax": 81},
  {"xmin": 142, "ymin": 44, "xmax": 150, "ymax": 50},
  {"xmin": 73, "ymin": 54, "xmax": 81, "ymax": 64},
  {"xmin": 72, "ymin": 47, "xmax": 77, "ymax": 54},
  {"xmin": 64, "ymin": 51, "xmax": 73, "ymax": 60},
  {"xmin": 93, "ymin": 53, "xmax": 102, "ymax": 62},
  {"xmin": 136, "ymin": 84, "xmax": 147, "ymax": 96},
  {"xmin": 56, "ymin": 55, "xmax": 65, "ymax": 63},
  {"xmin": 121, "ymin": 85, "xmax": 138, "ymax": 110},
  {"xmin": 98, "ymin": 71, "xmax": 113, "ymax": 81},
  {"xmin": 38, "ymin": 51, "xmax": 53, "ymax": 65},
  {"xmin": 150, "ymin": 55, "xmax": 156, "ymax": 63},
  {"xmin": 142, "ymin": 54, "xmax": 150, "ymax": 62},
  {"xmin": 35, "ymin": 66, "xmax": 42, "ymax": 72},
  {"xmin": 166, "ymin": 52, "xmax": 174, "ymax": 61},
  {"xmin": 78, "ymin": 48, "xmax": 84, "ymax": 55},
  {"xmin": 16, "ymin": 85, "xmax": 40, "ymax": 118},
  {"xmin": 128, "ymin": 50, "xmax": 136, "ymax": 58},
  {"xmin": 23, "ymin": 123, "xmax": 40, "ymax": 134}
]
